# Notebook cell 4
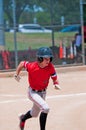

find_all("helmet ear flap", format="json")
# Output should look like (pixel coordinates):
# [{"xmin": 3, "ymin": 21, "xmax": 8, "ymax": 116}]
[
  {"xmin": 50, "ymin": 57, "xmax": 52, "ymax": 62},
  {"xmin": 37, "ymin": 57, "xmax": 43, "ymax": 62}
]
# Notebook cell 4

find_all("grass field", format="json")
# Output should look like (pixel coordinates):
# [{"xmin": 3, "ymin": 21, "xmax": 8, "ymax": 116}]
[{"xmin": 5, "ymin": 32, "xmax": 75, "ymax": 51}]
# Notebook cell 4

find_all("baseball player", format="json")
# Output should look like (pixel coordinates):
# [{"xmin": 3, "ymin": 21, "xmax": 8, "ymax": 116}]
[{"xmin": 15, "ymin": 47, "xmax": 61, "ymax": 130}]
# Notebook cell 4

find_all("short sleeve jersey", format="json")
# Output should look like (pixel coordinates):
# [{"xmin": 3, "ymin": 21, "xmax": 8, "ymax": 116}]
[{"xmin": 24, "ymin": 61, "xmax": 56, "ymax": 90}]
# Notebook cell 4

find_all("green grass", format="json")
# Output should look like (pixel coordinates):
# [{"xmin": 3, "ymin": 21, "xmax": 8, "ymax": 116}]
[{"xmin": 5, "ymin": 32, "xmax": 76, "ymax": 51}]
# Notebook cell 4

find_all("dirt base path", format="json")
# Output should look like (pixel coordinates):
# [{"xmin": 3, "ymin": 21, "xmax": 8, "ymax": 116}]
[{"xmin": 0, "ymin": 66, "xmax": 86, "ymax": 130}]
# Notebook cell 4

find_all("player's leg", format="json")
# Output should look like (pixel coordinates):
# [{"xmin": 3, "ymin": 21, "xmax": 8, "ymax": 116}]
[
  {"xmin": 39, "ymin": 112, "xmax": 48, "ymax": 130},
  {"xmin": 19, "ymin": 104, "xmax": 40, "ymax": 130},
  {"xmin": 19, "ymin": 111, "xmax": 32, "ymax": 130},
  {"xmin": 39, "ymin": 92, "xmax": 48, "ymax": 130},
  {"xmin": 28, "ymin": 88, "xmax": 50, "ymax": 114},
  {"xmin": 19, "ymin": 87, "xmax": 43, "ymax": 130},
  {"xmin": 28, "ymin": 88, "xmax": 49, "ymax": 130}
]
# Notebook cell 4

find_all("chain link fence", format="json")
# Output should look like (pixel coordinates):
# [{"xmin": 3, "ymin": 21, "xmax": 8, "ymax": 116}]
[
  {"xmin": 0, "ymin": 0, "xmax": 86, "ymax": 70},
  {"xmin": 0, "ymin": 24, "xmax": 85, "ymax": 70}
]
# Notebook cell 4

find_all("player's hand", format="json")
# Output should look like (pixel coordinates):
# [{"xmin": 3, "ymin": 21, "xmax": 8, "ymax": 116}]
[
  {"xmin": 14, "ymin": 74, "xmax": 21, "ymax": 82},
  {"xmin": 54, "ymin": 84, "xmax": 61, "ymax": 90}
]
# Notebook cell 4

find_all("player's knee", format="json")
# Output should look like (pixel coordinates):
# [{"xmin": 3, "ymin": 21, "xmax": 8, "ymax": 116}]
[
  {"xmin": 44, "ymin": 107, "xmax": 50, "ymax": 113},
  {"xmin": 42, "ymin": 105, "xmax": 50, "ymax": 113}
]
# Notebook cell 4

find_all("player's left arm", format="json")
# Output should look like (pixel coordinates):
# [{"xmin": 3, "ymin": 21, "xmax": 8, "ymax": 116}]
[{"xmin": 51, "ymin": 72, "xmax": 61, "ymax": 90}]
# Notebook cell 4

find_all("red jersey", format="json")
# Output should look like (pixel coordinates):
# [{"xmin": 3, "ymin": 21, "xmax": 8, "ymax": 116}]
[{"xmin": 24, "ymin": 61, "xmax": 57, "ymax": 90}]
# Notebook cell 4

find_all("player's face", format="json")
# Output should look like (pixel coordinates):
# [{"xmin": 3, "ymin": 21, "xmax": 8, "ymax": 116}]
[{"xmin": 40, "ymin": 57, "xmax": 50, "ymax": 68}]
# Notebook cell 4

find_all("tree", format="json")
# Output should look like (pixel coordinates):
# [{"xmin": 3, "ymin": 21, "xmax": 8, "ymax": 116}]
[
  {"xmin": 3, "ymin": 0, "xmax": 81, "ymax": 27},
  {"xmin": 3, "ymin": 0, "xmax": 37, "ymax": 26},
  {"xmin": 37, "ymin": 0, "xmax": 80, "ymax": 25}
]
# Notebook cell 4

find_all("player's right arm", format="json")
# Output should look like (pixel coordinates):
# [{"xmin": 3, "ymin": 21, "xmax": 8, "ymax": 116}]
[
  {"xmin": 14, "ymin": 61, "xmax": 25, "ymax": 82},
  {"xmin": 16, "ymin": 61, "xmax": 24, "ymax": 75}
]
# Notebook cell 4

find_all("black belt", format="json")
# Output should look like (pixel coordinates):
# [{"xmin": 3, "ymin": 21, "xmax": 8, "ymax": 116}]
[{"xmin": 32, "ymin": 88, "xmax": 46, "ymax": 92}]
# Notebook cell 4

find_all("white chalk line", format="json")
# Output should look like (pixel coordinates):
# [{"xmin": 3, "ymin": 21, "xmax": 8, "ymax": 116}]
[
  {"xmin": 0, "ymin": 92, "xmax": 86, "ymax": 104},
  {"xmin": 0, "ymin": 94, "xmax": 26, "ymax": 97}
]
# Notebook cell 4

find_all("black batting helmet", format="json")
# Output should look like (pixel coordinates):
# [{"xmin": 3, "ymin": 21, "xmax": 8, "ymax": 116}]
[{"xmin": 36, "ymin": 47, "xmax": 53, "ymax": 62}]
